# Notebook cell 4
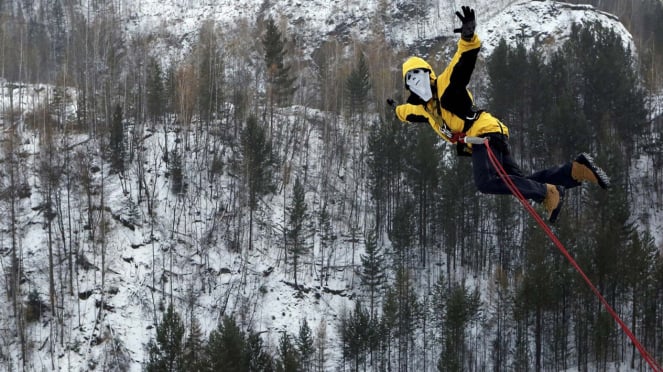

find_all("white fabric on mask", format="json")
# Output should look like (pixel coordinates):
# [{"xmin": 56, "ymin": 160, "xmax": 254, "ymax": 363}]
[{"xmin": 405, "ymin": 69, "xmax": 432, "ymax": 102}]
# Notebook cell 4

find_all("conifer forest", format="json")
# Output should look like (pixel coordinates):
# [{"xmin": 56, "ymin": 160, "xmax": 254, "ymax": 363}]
[{"xmin": 0, "ymin": 0, "xmax": 663, "ymax": 371}]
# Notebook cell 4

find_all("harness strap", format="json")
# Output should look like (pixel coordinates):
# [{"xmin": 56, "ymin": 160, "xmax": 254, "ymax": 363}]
[
  {"xmin": 445, "ymin": 109, "xmax": 483, "ymax": 144},
  {"xmin": 463, "ymin": 109, "xmax": 482, "ymax": 132}
]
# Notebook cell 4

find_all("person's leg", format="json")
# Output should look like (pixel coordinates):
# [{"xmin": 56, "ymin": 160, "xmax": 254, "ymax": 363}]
[
  {"xmin": 527, "ymin": 153, "xmax": 611, "ymax": 190},
  {"xmin": 527, "ymin": 162, "xmax": 581, "ymax": 189},
  {"xmin": 471, "ymin": 142, "xmax": 547, "ymax": 202}
]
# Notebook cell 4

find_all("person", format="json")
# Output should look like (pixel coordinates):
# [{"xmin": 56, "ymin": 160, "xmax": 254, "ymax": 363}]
[{"xmin": 389, "ymin": 6, "xmax": 610, "ymax": 223}]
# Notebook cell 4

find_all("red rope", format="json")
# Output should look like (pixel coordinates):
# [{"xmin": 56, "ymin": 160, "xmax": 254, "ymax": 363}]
[{"xmin": 482, "ymin": 138, "xmax": 662, "ymax": 372}]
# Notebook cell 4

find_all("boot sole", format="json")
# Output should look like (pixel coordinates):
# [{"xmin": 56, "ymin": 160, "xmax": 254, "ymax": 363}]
[{"xmin": 576, "ymin": 153, "xmax": 610, "ymax": 189}]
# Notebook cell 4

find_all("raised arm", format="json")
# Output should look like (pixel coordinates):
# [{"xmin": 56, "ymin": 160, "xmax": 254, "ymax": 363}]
[{"xmin": 444, "ymin": 6, "xmax": 480, "ymax": 90}]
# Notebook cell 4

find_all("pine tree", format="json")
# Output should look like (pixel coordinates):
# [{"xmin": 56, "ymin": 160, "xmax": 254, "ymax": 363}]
[
  {"xmin": 275, "ymin": 332, "xmax": 300, "ymax": 372},
  {"xmin": 345, "ymin": 52, "xmax": 371, "ymax": 118},
  {"xmin": 367, "ymin": 118, "xmax": 408, "ymax": 230},
  {"xmin": 287, "ymin": 177, "xmax": 309, "ymax": 287},
  {"xmin": 145, "ymin": 304, "xmax": 186, "ymax": 372},
  {"xmin": 486, "ymin": 40, "xmax": 534, "ymax": 156},
  {"xmin": 27, "ymin": 18, "xmax": 53, "ymax": 82},
  {"xmin": 580, "ymin": 152, "xmax": 631, "ymax": 365},
  {"xmin": 516, "ymin": 221, "xmax": 557, "ymax": 371},
  {"xmin": 561, "ymin": 22, "xmax": 646, "ymax": 156},
  {"xmin": 435, "ymin": 150, "xmax": 476, "ymax": 271},
  {"xmin": 262, "ymin": 17, "xmax": 296, "ymax": 108},
  {"xmin": 183, "ymin": 318, "xmax": 207, "ymax": 371},
  {"xmin": 246, "ymin": 331, "xmax": 274, "ymax": 372},
  {"xmin": 393, "ymin": 269, "xmax": 420, "ymax": 371},
  {"xmin": 512, "ymin": 293, "xmax": 530, "ymax": 372},
  {"xmin": 206, "ymin": 316, "xmax": 247, "ymax": 371},
  {"xmin": 240, "ymin": 115, "xmax": 276, "ymax": 250},
  {"xmin": 431, "ymin": 274, "xmax": 447, "ymax": 331},
  {"xmin": 169, "ymin": 147, "xmax": 186, "ymax": 194},
  {"xmin": 406, "ymin": 126, "xmax": 440, "ymax": 267},
  {"xmin": 486, "ymin": 39, "xmax": 519, "ymax": 130},
  {"xmin": 49, "ymin": 0, "xmax": 65, "ymax": 66},
  {"xmin": 541, "ymin": 51, "xmax": 589, "ymax": 159},
  {"xmin": 380, "ymin": 288, "xmax": 398, "ymax": 371},
  {"xmin": 164, "ymin": 64, "xmax": 178, "ymax": 115},
  {"xmin": 624, "ymin": 229, "xmax": 659, "ymax": 368},
  {"xmin": 389, "ymin": 200, "xmax": 415, "ymax": 269},
  {"xmin": 360, "ymin": 228, "xmax": 385, "ymax": 316},
  {"xmin": 651, "ymin": 254, "xmax": 663, "ymax": 365},
  {"xmin": 147, "ymin": 57, "xmax": 164, "ymax": 123},
  {"xmin": 109, "ymin": 104, "xmax": 125, "ymax": 173},
  {"xmin": 438, "ymin": 282, "xmax": 480, "ymax": 372},
  {"xmin": 340, "ymin": 301, "xmax": 370, "ymax": 371},
  {"xmin": 313, "ymin": 321, "xmax": 329, "ymax": 372},
  {"xmin": 297, "ymin": 319, "xmax": 315, "ymax": 371}
]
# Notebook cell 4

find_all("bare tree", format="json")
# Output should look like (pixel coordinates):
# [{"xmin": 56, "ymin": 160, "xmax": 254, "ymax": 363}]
[{"xmin": 1, "ymin": 112, "xmax": 27, "ymax": 369}]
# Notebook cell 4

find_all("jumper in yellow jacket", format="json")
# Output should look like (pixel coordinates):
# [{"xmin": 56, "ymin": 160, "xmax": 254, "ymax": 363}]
[
  {"xmin": 392, "ymin": 14, "xmax": 609, "ymax": 224},
  {"xmin": 395, "ymin": 35, "xmax": 508, "ymax": 151}
]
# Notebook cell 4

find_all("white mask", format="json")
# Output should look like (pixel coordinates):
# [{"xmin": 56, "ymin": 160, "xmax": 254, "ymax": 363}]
[{"xmin": 405, "ymin": 69, "xmax": 433, "ymax": 102}]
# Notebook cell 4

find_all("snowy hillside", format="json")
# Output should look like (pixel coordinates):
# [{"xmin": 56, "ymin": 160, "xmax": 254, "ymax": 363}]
[
  {"xmin": 479, "ymin": 0, "xmax": 635, "ymax": 55},
  {"xmin": 1, "ymin": 0, "xmax": 660, "ymax": 372},
  {"xmin": 0, "ymin": 89, "xmax": 364, "ymax": 370},
  {"xmin": 87, "ymin": 0, "xmax": 635, "ymax": 60}
]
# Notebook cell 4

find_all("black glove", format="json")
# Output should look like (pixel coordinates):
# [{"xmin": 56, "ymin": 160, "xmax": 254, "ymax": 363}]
[
  {"xmin": 387, "ymin": 98, "xmax": 397, "ymax": 108},
  {"xmin": 454, "ymin": 6, "xmax": 476, "ymax": 41}
]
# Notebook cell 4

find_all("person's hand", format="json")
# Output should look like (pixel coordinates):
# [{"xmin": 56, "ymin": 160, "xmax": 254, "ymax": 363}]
[
  {"xmin": 387, "ymin": 98, "xmax": 397, "ymax": 108},
  {"xmin": 454, "ymin": 6, "xmax": 476, "ymax": 41}
]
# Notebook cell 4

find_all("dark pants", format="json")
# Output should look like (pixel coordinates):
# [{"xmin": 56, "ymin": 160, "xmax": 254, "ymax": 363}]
[{"xmin": 471, "ymin": 134, "xmax": 580, "ymax": 203}]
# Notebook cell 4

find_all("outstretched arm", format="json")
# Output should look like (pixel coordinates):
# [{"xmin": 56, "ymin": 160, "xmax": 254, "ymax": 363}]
[
  {"xmin": 436, "ymin": 6, "xmax": 481, "ymax": 116},
  {"xmin": 391, "ymin": 101, "xmax": 453, "ymax": 143},
  {"xmin": 447, "ymin": 38, "xmax": 480, "ymax": 89},
  {"xmin": 446, "ymin": 6, "xmax": 480, "ymax": 89}
]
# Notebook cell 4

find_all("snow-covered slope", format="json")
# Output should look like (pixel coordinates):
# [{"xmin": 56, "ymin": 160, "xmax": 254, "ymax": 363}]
[
  {"xmin": 109, "ymin": 0, "xmax": 634, "ymax": 61},
  {"xmin": 480, "ymin": 0, "xmax": 635, "ymax": 55}
]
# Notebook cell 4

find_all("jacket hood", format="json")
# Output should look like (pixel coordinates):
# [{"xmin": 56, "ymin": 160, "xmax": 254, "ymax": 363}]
[{"xmin": 402, "ymin": 57, "xmax": 437, "ymax": 82}]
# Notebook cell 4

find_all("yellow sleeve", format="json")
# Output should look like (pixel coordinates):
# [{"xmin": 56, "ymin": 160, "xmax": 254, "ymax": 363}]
[
  {"xmin": 395, "ymin": 104, "xmax": 453, "ymax": 143},
  {"xmin": 395, "ymin": 103, "xmax": 429, "ymax": 123}
]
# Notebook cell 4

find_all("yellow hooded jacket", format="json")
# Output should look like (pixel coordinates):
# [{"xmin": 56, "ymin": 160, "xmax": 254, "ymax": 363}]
[{"xmin": 395, "ymin": 35, "xmax": 508, "ymax": 150}]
